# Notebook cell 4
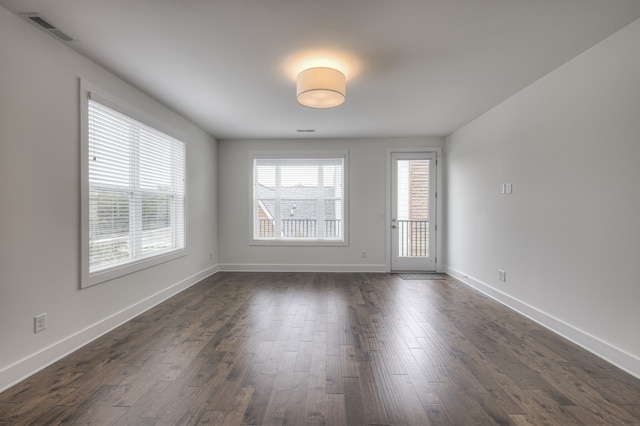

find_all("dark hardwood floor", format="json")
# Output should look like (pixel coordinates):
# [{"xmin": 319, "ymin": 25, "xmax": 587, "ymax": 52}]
[{"xmin": 1, "ymin": 272, "xmax": 639, "ymax": 425}]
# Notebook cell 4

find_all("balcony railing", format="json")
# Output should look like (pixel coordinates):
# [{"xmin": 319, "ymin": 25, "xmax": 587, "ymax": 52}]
[
  {"xmin": 397, "ymin": 220, "xmax": 429, "ymax": 257},
  {"xmin": 282, "ymin": 219, "xmax": 316, "ymax": 238},
  {"xmin": 324, "ymin": 219, "xmax": 341, "ymax": 239},
  {"xmin": 257, "ymin": 219, "xmax": 342, "ymax": 239}
]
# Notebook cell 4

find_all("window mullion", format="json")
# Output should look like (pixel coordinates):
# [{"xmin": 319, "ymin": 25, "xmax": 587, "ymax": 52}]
[
  {"xmin": 317, "ymin": 165, "xmax": 325, "ymax": 240},
  {"xmin": 170, "ymin": 147, "xmax": 178, "ymax": 248},
  {"xmin": 130, "ymin": 125, "xmax": 142, "ymax": 259},
  {"xmin": 274, "ymin": 165, "xmax": 282, "ymax": 238}
]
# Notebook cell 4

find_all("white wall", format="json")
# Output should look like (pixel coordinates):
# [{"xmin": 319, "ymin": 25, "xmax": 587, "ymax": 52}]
[
  {"xmin": 218, "ymin": 137, "xmax": 443, "ymax": 271},
  {"xmin": 0, "ymin": 7, "xmax": 218, "ymax": 391},
  {"xmin": 445, "ymin": 18, "xmax": 640, "ymax": 377}
]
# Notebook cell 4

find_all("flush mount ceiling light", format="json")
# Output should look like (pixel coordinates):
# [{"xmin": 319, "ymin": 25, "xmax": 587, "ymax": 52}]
[{"xmin": 296, "ymin": 67, "xmax": 346, "ymax": 109}]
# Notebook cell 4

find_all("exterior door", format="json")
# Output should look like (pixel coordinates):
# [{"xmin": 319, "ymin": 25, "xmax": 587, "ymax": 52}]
[{"xmin": 391, "ymin": 152, "xmax": 437, "ymax": 271}]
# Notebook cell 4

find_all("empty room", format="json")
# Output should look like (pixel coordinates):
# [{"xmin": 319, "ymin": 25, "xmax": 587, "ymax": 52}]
[{"xmin": 1, "ymin": 0, "xmax": 640, "ymax": 424}]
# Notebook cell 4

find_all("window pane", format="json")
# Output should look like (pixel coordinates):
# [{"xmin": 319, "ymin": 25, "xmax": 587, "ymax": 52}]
[
  {"xmin": 282, "ymin": 218, "xmax": 317, "ymax": 239},
  {"xmin": 281, "ymin": 165, "xmax": 318, "ymax": 187},
  {"xmin": 142, "ymin": 194, "xmax": 171, "ymax": 231},
  {"xmin": 89, "ymin": 190, "xmax": 130, "ymax": 237},
  {"xmin": 87, "ymin": 98, "xmax": 185, "ymax": 274},
  {"xmin": 255, "ymin": 165, "xmax": 275, "ymax": 187},
  {"xmin": 324, "ymin": 199, "xmax": 343, "ymax": 239},
  {"xmin": 281, "ymin": 199, "xmax": 317, "ymax": 239},
  {"xmin": 89, "ymin": 189, "xmax": 131, "ymax": 268},
  {"xmin": 89, "ymin": 236, "xmax": 131, "ymax": 268},
  {"xmin": 253, "ymin": 156, "xmax": 345, "ymax": 243},
  {"xmin": 139, "ymin": 130, "xmax": 175, "ymax": 191}
]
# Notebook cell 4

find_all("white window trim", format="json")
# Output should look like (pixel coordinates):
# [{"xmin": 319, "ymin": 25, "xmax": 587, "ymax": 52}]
[
  {"xmin": 80, "ymin": 80, "xmax": 187, "ymax": 288},
  {"xmin": 249, "ymin": 151, "xmax": 349, "ymax": 247}
]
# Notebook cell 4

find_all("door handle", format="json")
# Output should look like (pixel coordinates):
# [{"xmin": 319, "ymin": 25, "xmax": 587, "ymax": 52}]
[{"xmin": 392, "ymin": 225, "xmax": 396, "ymax": 229}]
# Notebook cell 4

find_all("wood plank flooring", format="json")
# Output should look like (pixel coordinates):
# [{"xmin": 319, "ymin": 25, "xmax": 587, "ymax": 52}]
[{"xmin": 1, "ymin": 272, "xmax": 639, "ymax": 425}]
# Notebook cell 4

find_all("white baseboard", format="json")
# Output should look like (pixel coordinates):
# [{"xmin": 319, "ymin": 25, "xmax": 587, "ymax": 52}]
[
  {"xmin": 0, "ymin": 265, "xmax": 219, "ymax": 393},
  {"xmin": 444, "ymin": 265, "xmax": 640, "ymax": 380},
  {"xmin": 218, "ymin": 263, "xmax": 388, "ymax": 273}
]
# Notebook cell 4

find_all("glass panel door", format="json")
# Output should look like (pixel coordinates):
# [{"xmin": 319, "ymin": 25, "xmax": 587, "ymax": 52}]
[{"xmin": 391, "ymin": 152, "xmax": 436, "ymax": 271}]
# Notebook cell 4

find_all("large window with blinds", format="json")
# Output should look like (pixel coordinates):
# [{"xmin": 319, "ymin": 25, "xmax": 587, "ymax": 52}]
[
  {"xmin": 81, "ymin": 89, "xmax": 185, "ymax": 287},
  {"xmin": 252, "ymin": 154, "xmax": 347, "ymax": 245}
]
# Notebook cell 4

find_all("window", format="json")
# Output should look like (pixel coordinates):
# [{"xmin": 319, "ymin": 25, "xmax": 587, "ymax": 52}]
[
  {"xmin": 252, "ymin": 154, "xmax": 347, "ymax": 245},
  {"xmin": 81, "ymin": 91, "xmax": 185, "ymax": 287}
]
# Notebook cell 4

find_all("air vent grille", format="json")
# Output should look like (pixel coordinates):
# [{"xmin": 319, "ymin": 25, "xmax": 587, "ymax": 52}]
[
  {"xmin": 49, "ymin": 29, "xmax": 73, "ymax": 42},
  {"xmin": 22, "ymin": 14, "xmax": 73, "ymax": 42},
  {"xmin": 28, "ymin": 16, "xmax": 55, "ymax": 29},
  {"xmin": 296, "ymin": 129, "xmax": 316, "ymax": 133}
]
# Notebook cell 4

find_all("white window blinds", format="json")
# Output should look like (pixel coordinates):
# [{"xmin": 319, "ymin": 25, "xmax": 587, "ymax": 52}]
[
  {"xmin": 253, "ymin": 157, "xmax": 344, "ymax": 242},
  {"xmin": 87, "ymin": 97, "xmax": 185, "ymax": 275}
]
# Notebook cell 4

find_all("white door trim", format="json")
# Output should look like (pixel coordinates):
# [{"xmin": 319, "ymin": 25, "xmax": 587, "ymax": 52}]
[{"xmin": 385, "ymin": 147, "xmax": 443, "ymax": 272}]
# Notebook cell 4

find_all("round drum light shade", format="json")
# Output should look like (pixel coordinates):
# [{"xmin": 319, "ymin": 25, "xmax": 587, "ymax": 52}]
[{"xmin": 296, "ymin": 67, "xmax": 346, "ymax": 108}]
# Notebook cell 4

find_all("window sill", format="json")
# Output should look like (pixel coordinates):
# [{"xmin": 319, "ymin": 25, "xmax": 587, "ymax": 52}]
[{"xmin": 81, "ymin": 248, "xmax": 186, "ymax": 288}]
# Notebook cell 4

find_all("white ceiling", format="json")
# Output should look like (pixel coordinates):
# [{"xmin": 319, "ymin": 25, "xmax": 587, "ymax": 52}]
[{"xmin": 3, "ymin": 0, "xmax": 640, "ymax": 140}]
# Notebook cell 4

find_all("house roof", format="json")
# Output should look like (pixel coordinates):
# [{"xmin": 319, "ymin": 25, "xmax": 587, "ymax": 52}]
[{"xmin": 256, "ymin": 184, "xmax": 338, "ymax": 220}]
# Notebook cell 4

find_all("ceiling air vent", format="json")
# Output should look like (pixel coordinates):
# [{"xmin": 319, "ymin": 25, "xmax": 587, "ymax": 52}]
[
  {"xmin": 22, "ymin": 14, "xmax": 73, "ymax": 42},
  {"xmin": 296, "ymin": 129, "xmax": 316, "ymax": 133}
]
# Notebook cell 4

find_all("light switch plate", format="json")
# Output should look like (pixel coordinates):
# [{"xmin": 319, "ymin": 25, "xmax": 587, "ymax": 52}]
[{"xmin": 34, "ymin": 313, "xmax": 47, "ymax": 333}]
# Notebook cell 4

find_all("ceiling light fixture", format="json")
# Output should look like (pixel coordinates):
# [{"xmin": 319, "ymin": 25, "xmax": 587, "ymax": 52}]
[{"xmin": 296, "ymin": 67, "xmax": 346, "ymax": 109}]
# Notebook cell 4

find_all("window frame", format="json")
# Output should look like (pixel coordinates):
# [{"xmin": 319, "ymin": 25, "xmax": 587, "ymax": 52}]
[
  {"xmin": 80, "ymin": 81, "xmax": 187, "ymax": 288},
  {"xmin": 249, "ymin": 151, "xmax": 349, "ymax": 247}
]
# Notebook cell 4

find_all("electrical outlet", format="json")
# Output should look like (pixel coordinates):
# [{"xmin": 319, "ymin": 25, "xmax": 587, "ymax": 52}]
[
  {"xmin": 498, "ymin": 270, "xmax": 507, "ymax": 282},
  {"xmin": 34, "ymin": 313, "xmax": 46, "ymax": 333},
  {"xmin": 506, "ymin": 183, "xmax": 512, "ymax": 194},
  {"xmin": 209, "ymin": 252, "xmax": 213, "ymax": 261}
]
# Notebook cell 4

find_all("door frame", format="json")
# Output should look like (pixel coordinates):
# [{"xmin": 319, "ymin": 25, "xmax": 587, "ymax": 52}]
[{"xmin": 385, "ymin": 147, "xmax": 443, "ymax": 272}]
